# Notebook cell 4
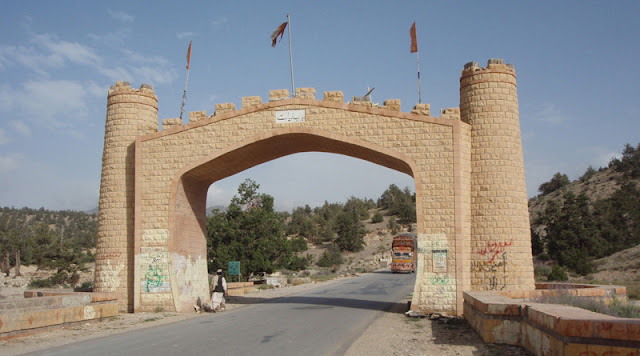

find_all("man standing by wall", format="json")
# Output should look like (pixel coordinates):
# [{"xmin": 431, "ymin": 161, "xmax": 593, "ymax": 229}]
[{"xmin": 211, "ymin": 269, "xmax": 227, "ymax": 311}]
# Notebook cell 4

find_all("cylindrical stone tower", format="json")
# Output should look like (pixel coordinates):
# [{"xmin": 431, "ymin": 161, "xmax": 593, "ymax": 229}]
[
  {"xmin": 460, "ymin": 59, "xmax": 534, "ymax": 292},
  {"xmin": 95, "ymin": 82, "xmax": 158, "ymax": 312}
]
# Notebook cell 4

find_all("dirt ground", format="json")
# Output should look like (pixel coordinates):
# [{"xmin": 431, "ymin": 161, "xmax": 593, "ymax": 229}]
[{"xmin": 0, "ymin": 275, "xmax": 526, "ymax": 356}]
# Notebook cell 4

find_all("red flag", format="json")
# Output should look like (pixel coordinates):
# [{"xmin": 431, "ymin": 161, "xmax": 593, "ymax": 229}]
[
  {"xmin": 271, "ymin": 21, "xmax": 288, "ymax": 47},
  {"xmin": 410, "ymin": 22, "xmax": 418, "ymax": 53},
  {"xmin": 186, "ymin": 41, "xmax": 192, "ymax": 70}
]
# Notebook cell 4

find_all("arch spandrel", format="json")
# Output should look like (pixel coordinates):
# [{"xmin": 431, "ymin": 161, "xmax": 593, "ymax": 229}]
[{"xmin": 133, "ymin": 100, "xmax": 468, "ymax": 314}]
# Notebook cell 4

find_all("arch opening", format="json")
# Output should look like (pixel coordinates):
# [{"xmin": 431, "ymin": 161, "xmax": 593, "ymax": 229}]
[{"xmin": 167, "ymin": 130, "xmax": 421, "ymax": 312}]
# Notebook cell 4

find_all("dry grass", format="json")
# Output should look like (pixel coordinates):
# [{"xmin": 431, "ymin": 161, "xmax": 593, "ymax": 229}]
[
  {"xmin": 571, "ymin": 244, "xmax": 640, "ymax": 300},
  {"xmin": 533, "ymin": 291, "xmax": 640, "ymax": 318}
]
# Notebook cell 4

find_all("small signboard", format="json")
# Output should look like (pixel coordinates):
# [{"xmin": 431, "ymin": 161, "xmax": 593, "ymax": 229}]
[
  {"xmin": 432, "ymin": 249, "xmax": 447, "ymax": 273},
  {"xmin": 228, "ymin": 261, "xmax": 240, "ymax": 276},
  {"xmin": 276, "ymin": 109, "xmax": 305, "ymax": 123}
]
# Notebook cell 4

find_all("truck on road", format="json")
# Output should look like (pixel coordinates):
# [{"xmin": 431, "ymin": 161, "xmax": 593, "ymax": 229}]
[{"xmin": 391, "ymin": 233, "xmax": 417, "ymax": 273}]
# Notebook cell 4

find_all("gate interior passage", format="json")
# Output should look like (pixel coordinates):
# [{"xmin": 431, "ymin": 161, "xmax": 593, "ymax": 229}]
[{"xmin": 95, "ymin": 59, "xmax": 535, "ymax": 315}]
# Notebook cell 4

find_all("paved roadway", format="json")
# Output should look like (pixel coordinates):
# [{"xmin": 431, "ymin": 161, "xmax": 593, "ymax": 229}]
[{"xmin": 32, "ymin": 270, "xmax": 415, "ymax": 356}]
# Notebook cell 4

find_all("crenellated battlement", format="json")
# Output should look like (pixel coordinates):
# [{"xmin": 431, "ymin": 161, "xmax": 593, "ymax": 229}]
[
  {"xmin": 460, "ymin": 58, "xmax": 516, "ymax": 83},
  {"xmin": 161, "ymin": 88, "xmax": 462, "ymax": 131},
  {"xmin": 108, "ymin": 81, "xmax": 157, "ymax": 98}
]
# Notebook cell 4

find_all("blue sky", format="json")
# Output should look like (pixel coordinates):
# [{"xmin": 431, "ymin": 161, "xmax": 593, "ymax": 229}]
[{"xmin": 1, "ymin": 1, "xmax": 639, "ymax": 212}]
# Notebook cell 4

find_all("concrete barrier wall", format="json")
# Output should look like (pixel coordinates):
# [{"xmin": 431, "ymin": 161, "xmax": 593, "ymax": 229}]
[
  {"xmin": 464, "ymin": 284, "xmax": 640, "ymax": 355},
  {"xmin": 226, "ymin": 282, "xmax": 255, "ymax": 296},
  {"xmin": 0, "ymin": 291, "xmax": 119, "ymax": 340}
]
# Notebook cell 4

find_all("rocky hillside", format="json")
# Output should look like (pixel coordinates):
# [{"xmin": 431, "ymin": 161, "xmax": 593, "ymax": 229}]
[
  {"xmin": 528, "ymin": 168, "xmax": 630, "ymax": 229},
  {"xmin": 529, "ymin": 142, "xmax": 640, "ymax": 232}
]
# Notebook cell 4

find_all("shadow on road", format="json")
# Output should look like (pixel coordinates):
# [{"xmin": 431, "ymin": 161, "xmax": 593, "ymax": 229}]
[
  {"xmin": 368, "ymin": 270, "xmax": 414, "ymax": 275},
  {"xmin": 228, "ymin": 295, "xmax": 410, "ymax": 314}
]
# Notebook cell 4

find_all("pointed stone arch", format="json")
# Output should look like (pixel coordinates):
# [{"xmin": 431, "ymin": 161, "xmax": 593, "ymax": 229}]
[{"xmin": 161, "ymin": 128, "xmax": 422, "ymax": 312}]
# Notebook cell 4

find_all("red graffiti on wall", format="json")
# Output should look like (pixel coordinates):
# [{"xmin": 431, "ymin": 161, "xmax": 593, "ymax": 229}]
[{"xmin": 476, "ymin": 240, "xmax": 512, "ymax": 263}]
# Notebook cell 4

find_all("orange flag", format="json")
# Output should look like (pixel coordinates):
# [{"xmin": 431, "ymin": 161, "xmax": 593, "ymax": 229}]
[
  {"xmin": 410, "ymin": 22, "xmax": 418, "ymax": 53},
  {"xmin": 186, "ymin": 41, "xmax": 192, "ymax": 70},
  {"xmin": 271, "ymin": 21, "xmax": 288, "ymax": 47}
]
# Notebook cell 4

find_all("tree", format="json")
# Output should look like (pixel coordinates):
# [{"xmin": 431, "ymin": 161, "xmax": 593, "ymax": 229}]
[
  {"xmin": 286, "ymin": 207, "xmax": 318, "ymax": 243},
  {"xmin": 334, "ymin": 210, "xmax": 366, "ymax": 252},
  {"xmin": 207, "ymin": 179, "xmax": 308, "ymax": 278},
  {"xmin": 371, "ymin": 211, "xmax": 384, "ymax": 223},
  {"xmin": 579, "ymin": 166, "xmax": 597, "ymax": 182},
  {"xmin": 344, "ymin": 196, "xmax": 371, "ymax": 221},
  {"xmin": 530, "ymin": 228, "xmax": 544, "ymax": 256},
  {"xmin": 388, "ymin": 217, "xmax": 400, "ymax": 234},
  {"xmin": 593, "ymin": 182, "xmax": 640, "ymax": 251},
  {"xmin": 317, "ymin": 244, "xmax": 343, "ymax": 267},
  {"xmin": 538, "ymin": 172, "xmax": 570, "ymax": 196},
  {"xmin": 32, "ymin": 223, "xmax": 55, "ymax": 269},
  {"xmin": 543, "ymin": 192, "xmax": 603, "ymax": 274},
  {"xmin": 377, "ymin": 185, "xmax": 416, "ymax": 223}
]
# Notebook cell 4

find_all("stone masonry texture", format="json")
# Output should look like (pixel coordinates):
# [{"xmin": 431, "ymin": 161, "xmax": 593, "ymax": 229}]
[{"xmin": 95, "ymin": 59, "xmax": 534, "ymax": 315}]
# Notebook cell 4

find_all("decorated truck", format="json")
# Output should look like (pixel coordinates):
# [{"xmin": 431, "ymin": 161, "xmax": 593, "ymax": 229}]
[{"xmin": 391, "ymin": 233, "xmax": 417, "ymax": 273}]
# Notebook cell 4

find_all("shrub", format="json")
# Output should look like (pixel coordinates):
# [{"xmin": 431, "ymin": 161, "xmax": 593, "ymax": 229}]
[
  {"xmin": 29, "ymin": 277, "xmax": 54, "ymax": 288},
  {"xmin": 80, "ymin": 281, "xmax": 93, "ymax": 289},
  {"xmin": 538, "ymin": 172, "xmax": 570, "ymax": 196},
  {"xmin": 388, "ymin": 217, "xmax": 400, "ymax": 234},
  {"xmin": 547, "ymin": 265, "xmax": 568, "ymax": 281},
  {"xmin": 536, "ymin": 293, "xmax": 640, "ymax": 319},
  {"xmin": 287, "ymin": 254, "xmax": 313, "ymax": 271},
  {"xmin": 371, "ymin": 211, "xmax": 384, "ymax": 224},
  {"xmin": 317, "ymin": 244, "xmax": 343, "ymax": 267},
  {"xmin": 28, "ymin": 268, "xmax": 81, "ymax": 288},
  {"xmin": 534, "ymin": 265, "xmax": 551, "ymax": 280}
]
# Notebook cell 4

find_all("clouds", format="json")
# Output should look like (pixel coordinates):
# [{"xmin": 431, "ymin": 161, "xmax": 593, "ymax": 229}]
[
  {"xmin": 10, "ymin": 121, "xmax": 31, "ymax": 136},
  {"xmin": 0, "ymin": 80, "xmax": 99, "ymax": 132},
  {"xmin": 0, "ymin": 129, "xmax": 10, "ymax": 146},
  {"xmin": 32, "ymin": 33, "xmax": 103, "ymax": 68},
  {"xmin": 107, "ymin": 9, "xmax": 134, "ymax": 23},
  {"xmin": 0, "ymin": 21, "xmax": 178, "ymax": 137},
  {"xmin": 211, "ymin": 17, "xmax": 228, "ymax": 26},
  {"xmin": 88, "ymin": 28, "xmax": 131, "ymax": 47},
  {"xmin": 0, "ymin": 153, "xmax": 24, "ymax": 175},
  {"xmin": 0, "ymin": 152, "xmax": 98, "ymax": 211},
  {"xmin": 0, "ymin": 34, "xmax": 102, "ymax": 76},
  {"xmin": 535, "ymin": 102, "xmax": 568, "ymax": 124},
  {"xmin": 177, "ymin": 32, "xmax": 195, "ymax": 40}
]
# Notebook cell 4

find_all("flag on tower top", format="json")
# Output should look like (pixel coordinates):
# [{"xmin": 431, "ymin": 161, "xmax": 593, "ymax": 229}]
[
  {"xmin": 186, "ymin": 41, "xmax": 192, "ymax": 70},
  {"xmin": 410, "ymin": 22, "xmax": 418, "ymax": 53},
  {"xmin": 271, "ymin": 21, "xmax": 288, "ymax": 47}
]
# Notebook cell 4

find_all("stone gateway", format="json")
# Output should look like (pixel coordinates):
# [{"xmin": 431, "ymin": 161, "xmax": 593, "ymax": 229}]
[{"xmin": 95, "ymin": 59, "xmax": 535, "ymax": 315}]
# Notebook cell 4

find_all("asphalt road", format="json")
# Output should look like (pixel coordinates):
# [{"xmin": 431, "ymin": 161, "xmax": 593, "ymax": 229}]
[{"xmin": 33, "ymin": 270, "xmax": 415, "ymax": 356}]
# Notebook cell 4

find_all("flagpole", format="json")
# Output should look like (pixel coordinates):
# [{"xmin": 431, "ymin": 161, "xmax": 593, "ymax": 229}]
[
  {"xmin": 180, "ymin": 68, "xmax": 190, "ymax": 121},
  {"xmin": 287, "ymin": 13, "xmax": 295, "ymax": 97},
  {"xmin": 180, "ymin": 41, "xmax": 192, "ymax": 122},
  {"xmin": 416, "ymin": 50, "xmax": 421, "ymax": 104}
]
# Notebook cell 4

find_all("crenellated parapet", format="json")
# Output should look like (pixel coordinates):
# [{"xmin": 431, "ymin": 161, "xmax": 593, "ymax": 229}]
[{"xmin": 156, "ymin": 88, "xmax": 463, "ymax": 133}]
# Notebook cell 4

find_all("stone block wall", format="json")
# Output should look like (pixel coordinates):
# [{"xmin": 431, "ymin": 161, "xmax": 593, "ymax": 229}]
[
  {"xmin": 0, "ymin": 292, "xmax": 118, "ymax": 340},
  {"xmin": 464, "ymin": 285, "xmax": 640, "ymax": 355}
]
